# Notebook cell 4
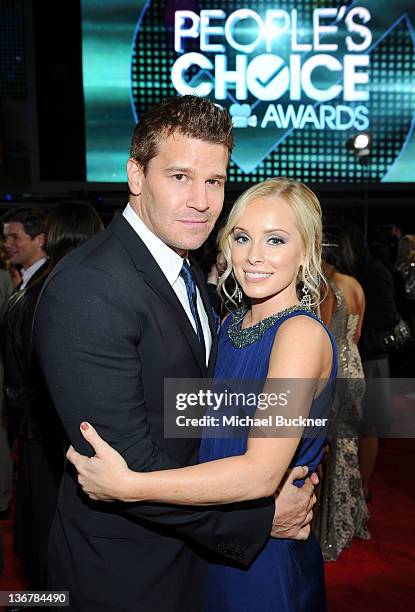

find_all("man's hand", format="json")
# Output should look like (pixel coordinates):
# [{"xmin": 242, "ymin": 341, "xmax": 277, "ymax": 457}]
[{"xmin": 270, "ymin": 466, "xmax": 318, "ymax": 540}]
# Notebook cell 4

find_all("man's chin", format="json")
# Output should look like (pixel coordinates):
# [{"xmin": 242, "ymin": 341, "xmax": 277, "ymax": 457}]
[{"xmin": 169, "ymin": 234, "xmax": 212, "ymax": 253}]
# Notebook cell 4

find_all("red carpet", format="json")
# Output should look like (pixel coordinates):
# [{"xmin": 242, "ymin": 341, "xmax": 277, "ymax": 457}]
[
  {"xmin": 0, "ymin": 493, "xmax": 27, "ymax": 612},
  {"xmin": 325, "ymin": 438, "xmax": 415, "ymax": 611},
  {"xmin": 1, "ymin": 439, "xmax": 414, "ymax": 611}
]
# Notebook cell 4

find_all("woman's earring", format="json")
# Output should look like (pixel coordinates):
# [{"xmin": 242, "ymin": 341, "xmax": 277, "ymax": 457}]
[
  {"xmin": 300, "ymin": 272, "xmax": 312, "ymax": 309},
  {"xmin": 231, "ymin": 272, "xmax": 243, "ymax": 305},
  {"xmin": 235, "ymin": 285, "xmax": 243, "ymax": 304}
]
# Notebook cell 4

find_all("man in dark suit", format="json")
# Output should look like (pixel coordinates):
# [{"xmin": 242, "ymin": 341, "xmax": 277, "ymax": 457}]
[
  {"xmin": 1, "ymin": 209, "xmax": 48, "ymax": 612},
  {"xmin": 34, "ymin": 96, "xmax": 316, "ymax": 612},
  {"xmin": 2, "ymin": 209, "xmax": 48, "ymax": 440}
]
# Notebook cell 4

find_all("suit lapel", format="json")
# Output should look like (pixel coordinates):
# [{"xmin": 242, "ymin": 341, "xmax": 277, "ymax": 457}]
[
  {"xmin": 109, "ymin": 214, "xmax": 208, "ymax": 376},
  {"xmin": 26, "ymin": 261, "xmax": 49, "ymax": 288}
]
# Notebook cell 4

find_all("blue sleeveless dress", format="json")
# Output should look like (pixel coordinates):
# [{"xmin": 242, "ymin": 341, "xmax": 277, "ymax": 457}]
[{"xmin": 199, "ymin": 308, "xmax": 338, "ymax": 612}]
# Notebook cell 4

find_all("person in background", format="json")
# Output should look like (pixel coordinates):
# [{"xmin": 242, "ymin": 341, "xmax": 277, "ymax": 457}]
[
  {"xmin": 385, "ymin": 223, "xmax": 404, "ymax": 265},
  {"xmin": 395, "ymin": 234, "xmax": 415, "ymax": 349},
  {"xmin": 370, "ymin": 241, "xmax": 412, "ymax": 378},
  {"xmin": 0, "ymin": 241, "xmax": 18, "ymax": 589},
  {"xmin": 203, "ymin": 227, "xmax": 230, "ymax": 316},
  {"xmin": 314, "ymin": 227, "xmax": 370, "ymax": 560},
  {"xmin": 0, "ymin": 264, "xmax": 14, "ymax": 521},
  {"xmin": 1, "ymin": 209, "xmax": 48, "ymax": 442},
  {"xmin": 1, "ymin": 208, "xmax": 47, "ymax": 291},
  {"xmin": 194, "ymin": 230, "xmax": 224, "ymax": 314},
  {"xmin": 0, "ymin": 242, "xmax": 21, "ymax": 288},
  {"xmin": 345, "ymin": 225, "xmax": 399, "ymax": 502},
  {"xmin": 2, "ymin": 201, "xmax": 103, "ymax": 590}
]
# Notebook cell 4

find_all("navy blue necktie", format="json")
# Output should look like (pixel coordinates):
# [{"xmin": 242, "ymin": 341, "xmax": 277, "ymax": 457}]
[{"xmin": 180, "ymin": 260, "xmax": 206, "ymax": 354}]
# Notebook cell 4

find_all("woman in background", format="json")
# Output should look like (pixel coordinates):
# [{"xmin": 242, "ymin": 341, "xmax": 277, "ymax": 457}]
[{"xmin": 315, "ymin": 227, "xmax": 370, "ymax": 561}]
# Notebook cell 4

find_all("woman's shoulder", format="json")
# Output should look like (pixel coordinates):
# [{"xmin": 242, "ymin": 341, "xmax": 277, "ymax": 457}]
[
  {"xmin": 277, "ymin": 310, "xmax": 328, "ymax": 336},
  {"xmin": 275, "ymin": 311, "xmax": 333, "ymax": 353},
  {"xmin": 269, "ymin": 312, "xmax": 333, "ymax": 377}
]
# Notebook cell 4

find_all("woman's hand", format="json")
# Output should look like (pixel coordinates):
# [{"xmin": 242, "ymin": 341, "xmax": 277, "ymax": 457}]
[{"xmin": 66, "ymin": 422, "xmax": 132, "ymax": 502}]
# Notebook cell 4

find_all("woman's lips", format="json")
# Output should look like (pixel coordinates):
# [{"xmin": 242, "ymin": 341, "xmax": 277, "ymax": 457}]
[{"xmin": 244, "ymin": 271, "xmax": 273, "ymax": 282}]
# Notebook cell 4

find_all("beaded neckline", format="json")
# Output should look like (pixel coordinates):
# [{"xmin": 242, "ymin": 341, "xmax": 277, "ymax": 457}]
[{"xmin": 228, "ymin": 304, "xmax": 315, "ymax": 348}]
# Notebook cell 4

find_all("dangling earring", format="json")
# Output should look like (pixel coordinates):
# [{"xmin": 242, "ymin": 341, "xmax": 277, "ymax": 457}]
[
  {"xmin": 300, "ymin": 271, "xmax": 312, "ymax": 309},
  {"xmin": 231, "ymin": 272, "xmax": 243, "ymax": 305},
  {"xmin": 235, "ymin": 285, "xmax": 243, "ymax": 304}
]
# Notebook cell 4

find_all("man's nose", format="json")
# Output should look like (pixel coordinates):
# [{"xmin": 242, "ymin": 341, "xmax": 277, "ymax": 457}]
[{"xmin": 187, "ymin": 182, "xmax": 209, "ymax": 211}]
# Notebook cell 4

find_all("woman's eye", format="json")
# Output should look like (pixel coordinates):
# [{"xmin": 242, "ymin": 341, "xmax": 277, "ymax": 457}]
[
  {"xmin": 234, "ymin": 234, "xmax": 249, "ymax": 244},
  {"xmin": 268, "ymin": 236, "xmax": 285, "ymax": 245}
]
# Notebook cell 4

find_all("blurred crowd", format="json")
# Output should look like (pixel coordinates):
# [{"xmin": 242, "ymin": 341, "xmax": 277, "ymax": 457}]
[
  {"xmin": 0, "ymin": 204, "xmax": 103, "ymax": 589},
  {"xmin": 0, "ymin": 204, "xmax": 414, "ymax": 586}
]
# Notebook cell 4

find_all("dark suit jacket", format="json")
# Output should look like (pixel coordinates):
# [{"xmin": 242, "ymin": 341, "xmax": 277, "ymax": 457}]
[
  {"xmin": 3, "ymin": 261, "xmax": 50, "ymax": 437},
  {"xmin": 33, "ymin": 213, "xmax": 274, "ymax": 612}
]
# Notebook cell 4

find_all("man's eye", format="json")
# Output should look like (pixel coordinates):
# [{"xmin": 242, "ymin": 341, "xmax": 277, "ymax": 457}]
[
  {"xmin": 207, "ymin": 179, "xmax": 220, "ymax": 186},
  {"xmin": 173, "ymin": 174, "xmax": 185, "ymax": 181}
]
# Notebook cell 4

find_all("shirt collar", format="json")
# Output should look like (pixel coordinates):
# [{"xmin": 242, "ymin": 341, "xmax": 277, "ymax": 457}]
[
  {"xmin": 21, "ymin": 257, "xmax": 48, "ymax": 288},
  {"xmin": 122, "ymin": 203, "xmax": 184, "ymax": 286}
]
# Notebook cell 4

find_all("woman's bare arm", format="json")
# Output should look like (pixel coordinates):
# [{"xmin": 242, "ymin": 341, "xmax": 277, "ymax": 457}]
[{"xmin": 68, "ymin": 316, "xmax": 333, "ymax": 505}]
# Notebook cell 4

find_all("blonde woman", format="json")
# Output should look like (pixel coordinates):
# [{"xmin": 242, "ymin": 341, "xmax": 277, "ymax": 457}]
[{"xmin": 68, "ymin": 178, "xmax": 337, "ymax": 611}]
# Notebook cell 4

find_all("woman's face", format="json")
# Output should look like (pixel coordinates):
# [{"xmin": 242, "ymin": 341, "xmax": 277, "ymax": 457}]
[{"xmin": 231, "ymin": 195, "xmax": 305, "ymax": 304}]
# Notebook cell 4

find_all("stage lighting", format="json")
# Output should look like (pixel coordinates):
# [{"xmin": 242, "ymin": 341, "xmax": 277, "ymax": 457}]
[{"xmin": 346, "ymin": 132, "xmax": 371, "ymax": 163}]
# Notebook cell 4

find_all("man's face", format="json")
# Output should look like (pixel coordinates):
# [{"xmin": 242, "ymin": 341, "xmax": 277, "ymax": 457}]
[
  {"xmin": 127, "ymin": 133, "xmax": 229, "ymax": 254},
  {"xmin": 2, "ymin": 221, "xmax": 45, "ymax": 269}
]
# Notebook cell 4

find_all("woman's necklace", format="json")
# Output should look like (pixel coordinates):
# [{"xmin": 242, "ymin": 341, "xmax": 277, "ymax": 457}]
[{"xmin": 228, "ymin": 303, "xmax": 314, "ymax": 349}]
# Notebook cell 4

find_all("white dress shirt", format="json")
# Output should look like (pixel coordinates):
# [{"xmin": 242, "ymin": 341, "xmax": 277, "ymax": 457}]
[
  {"xmin": 122, "ymin": 204, "xmax": 212, "ymax": 365},
  {"xmin": 20, "ymin": 257, "xmax": 48, "ymax": 290}
]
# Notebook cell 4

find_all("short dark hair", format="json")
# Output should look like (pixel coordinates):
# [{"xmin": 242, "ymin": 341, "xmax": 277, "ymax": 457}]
[
  {"xmin": 46, "ymin": 201, "xmax": 104, "ymax": 267},
  {"xmin": 1, "ymin": 208, "xmax": 46, "ymax": 239},
  {"xmin": 130, "ymin": 95, "xmax": 233, "ymax": 171}
]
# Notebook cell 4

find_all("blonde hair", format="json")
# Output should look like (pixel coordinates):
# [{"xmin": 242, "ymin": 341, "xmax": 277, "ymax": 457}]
[
  {"xmin": 217, "ymin": 177, "xmax": 325, "ymax": 309},
  {"xmin": 396, "ymin": 234, "xmax": 415, "ymax": 267}
]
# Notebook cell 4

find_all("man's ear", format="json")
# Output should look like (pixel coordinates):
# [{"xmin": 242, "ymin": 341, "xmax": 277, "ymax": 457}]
[
  {"xmin": 36, "ymin": 232, "xmax": 46, "ymax": 251},
  {"xmin": 127, "ymin": 158, "xmax": 143, "ymax": 196}
]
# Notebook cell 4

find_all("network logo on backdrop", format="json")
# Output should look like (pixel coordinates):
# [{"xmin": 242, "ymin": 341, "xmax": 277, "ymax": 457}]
[
  {"xmin": 81, "ymin": 0, "xmax": 415, "ymax": 184},
  {"xmin": 128, "ymin": 1, "xmax": 415, "ymax": 182},
  {"xmin": 171, "ymin": 4, "xmax": 373, "ymax": 173}
]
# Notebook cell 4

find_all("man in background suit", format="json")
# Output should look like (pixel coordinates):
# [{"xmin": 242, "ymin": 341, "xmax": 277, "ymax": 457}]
[
  {"xmin": 34, "ymin": 96, "xmax": 316, "ymax": 612},
  {"xmin": 2, "ymin": 209, "xmax": 47, "ymax": 291},
  {"xmin": 0, "ymin": 266, "xmax": 14, "ymax": 521},
  {"xmin": 2, "ymin": 209, "xmax": 48, "ymax": 439},
  {"xmin": 1, "ymin": 210, "xmax": 48, "ymax": 602}
]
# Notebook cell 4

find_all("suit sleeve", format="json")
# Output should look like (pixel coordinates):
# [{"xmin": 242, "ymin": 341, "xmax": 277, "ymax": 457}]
[{"xmin": 33, "ymin": 265, "xmax": 274, "ymax": 566}]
